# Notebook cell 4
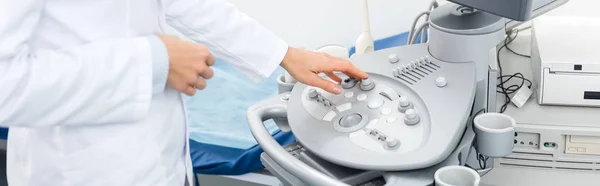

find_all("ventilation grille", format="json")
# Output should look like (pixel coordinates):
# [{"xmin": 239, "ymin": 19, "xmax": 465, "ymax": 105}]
[
  {"xmin": 393, "ymin": 60, "xmax": 441, "ymax": 85},
  {"xmin": 498, "ymin": 152, "xmax": 600, "ymax": 172}
]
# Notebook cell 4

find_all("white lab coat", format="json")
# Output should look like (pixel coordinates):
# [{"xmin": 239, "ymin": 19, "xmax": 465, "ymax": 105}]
[{"xmin": 0, "ymin": 0, "xmax": 288, "ymax": 185}]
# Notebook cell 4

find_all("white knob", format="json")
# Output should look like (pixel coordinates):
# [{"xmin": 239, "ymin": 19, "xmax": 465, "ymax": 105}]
[
  {"xmin": 396, "ymin": 67, "xmax": 403, "ymax": 75},
  {"xmin": 404, "ymin": 108, "xmax": 420, "ymax": 125},
  {"xmin": 401, "ymin": 65, "xmax": 408, "ymax": 73},
  {"xmin": 436, "ymin": 77, "xmax": 447, "ymax": 87},
  {"xmin": 407, "ymin": 62, "xmax": 414, "ymax": 71},
  {"xmin": 405, "ymin": 109, "xmax": 417, "ymax": 119},
  {"xmin": 422, "ymin": 56, "xmax": 431, "ymax": 63},
  {"xmin": 399, "ymin": 96, "xmax": 410, "ymax": 107},
  {"xmin": 385, "ymin": 138, "xmax": 400, "ymax": 148},
  {"xmin": 388, "ymin": 54, "xmax": 399, "ymax": 63},
  {"xmin": 308, "ymin": 88, "xmax": 319, "ymax": 98}
]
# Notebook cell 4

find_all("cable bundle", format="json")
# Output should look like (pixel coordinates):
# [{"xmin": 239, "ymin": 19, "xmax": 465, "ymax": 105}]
[{"xmin": 496, "ymin": 28, "xmax": 533, "ymax": 113}]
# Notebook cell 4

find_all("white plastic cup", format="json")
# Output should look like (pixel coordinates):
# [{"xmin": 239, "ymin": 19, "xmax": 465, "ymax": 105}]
[
  {"xmin": 473, "ymin": 113, "xmax": 517, "ymax": 158},
  {"xmin": 434, "ymin": 166, "xmax": 480, "ymax": 186}
]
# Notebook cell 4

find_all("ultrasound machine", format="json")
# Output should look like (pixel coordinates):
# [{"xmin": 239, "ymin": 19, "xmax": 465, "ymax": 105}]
[{"xmin": 245, "ymin": 0, "xmax": 567, "ymax": 185}]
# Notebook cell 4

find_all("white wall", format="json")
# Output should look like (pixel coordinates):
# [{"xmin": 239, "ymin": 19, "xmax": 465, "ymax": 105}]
[
  {"xmin": 224, "ymin": 0, "xmax": 435, "ymax": 49},
  {"xmin": 544, "ymin": 0, "xmax": 599, "ymax": 17}
]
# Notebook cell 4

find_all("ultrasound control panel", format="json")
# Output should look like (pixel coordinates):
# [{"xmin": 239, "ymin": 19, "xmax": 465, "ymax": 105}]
[
  {"xmin": 285, "ymin": 44, "xmax": 477, "ymax": 171},
  {"xmin": 301, "ymin": 77, "xmax": 426, "ymax": 154}
]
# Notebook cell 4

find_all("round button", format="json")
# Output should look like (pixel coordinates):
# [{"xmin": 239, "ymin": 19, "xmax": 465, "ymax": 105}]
[
  {"xmin": 368, "ymin": 98, "xmax": 384, "ymax": 109},
  {"xmin": 360, "ymin": 78, "xmax": 375, "ymax": 91},
  {"xmin": 385, "ymin": 138, "xmax": 400, "ymax": 149},
  {"xmin": 344, "ymin": 92, "xmax": 354, "ymax": 98},
  {"xmin": 386, "ymin": 117, "xmax": 397, "ymax": 123},
  {"xmin": 339, "ymin": 113, "xmax": 363, "ymax": 128},
  {"xmin": 341, "ymin": 78, "xmax": 357, "ymax": 89},
  {"xmin": 436, "ymin": 77, "xmax": 447, "ymax": 87},
  {"xmin": 381, "ymin": 108, "xmax": 392, "ymax": 115},
  {"xmin": 357, "ymin": 94, "xmax": 368, "ymax": 101},
  {"xmin": 308, "ymin": 89, "xmax": 318, "ymax": 98},
  {"xmin": 398, "ymin": 96, "xmax": 410, "ymax": 107},
  {"xmin": 388, "ymin": 54, "xmax": 399, "ymax": 63}
]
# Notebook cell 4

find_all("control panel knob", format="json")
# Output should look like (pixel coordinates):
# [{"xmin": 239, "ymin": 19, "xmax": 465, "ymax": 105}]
[
  {"xmin": 388, "ymin": 54, "xmax": 399, "ymax": 63},
  {"xmin": 399, "ymin": 96, "xmax": 410, "ymax": 107},
  {"xmin": 436, "ymin": 77, "xmax": 447, "ymax": 87},
  {"xmin": 341, "ymin": 78, "xmax": 358, "ymax": 89},
  {"xmin": 308, "ymin": 88, "xmax": 318, "ymax": 99},
  {"xmin": 397, "ymin": 96, "xmax": 413, "ymax": 112},
  {"xmin": 404, "ymin": 109, "xmax": 420, "ymax": 125},
  {"xmin": 360, "ymin": 78, "xmax": 375, "ymax": 91},
  {"xmin": 385, "ymin": 138, "xmax": 400, "ymax": 149}
]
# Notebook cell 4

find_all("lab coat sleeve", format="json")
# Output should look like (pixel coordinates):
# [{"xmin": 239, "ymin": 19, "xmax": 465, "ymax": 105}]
[
  {"xmin": 164, "ymin": 0, "xmax": 289, "ymax": 83},
  {"xmin": 0, "ymin": 0, "xmax": 168, "ymax": 127}
]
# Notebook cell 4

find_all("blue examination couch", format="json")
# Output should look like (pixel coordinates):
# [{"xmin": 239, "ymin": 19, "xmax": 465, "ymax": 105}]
[{"xmin": 0, "ymin": 31, "xmax": 424, "ymax": 181}]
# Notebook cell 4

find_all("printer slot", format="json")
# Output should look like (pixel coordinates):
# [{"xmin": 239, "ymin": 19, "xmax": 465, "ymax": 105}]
[{"xmin": 540, "ymin": 69, "xmax": 600, "ymax": 107}]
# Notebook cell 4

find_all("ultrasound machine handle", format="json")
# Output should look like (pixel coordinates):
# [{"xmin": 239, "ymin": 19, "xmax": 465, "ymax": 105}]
[{"xmin": 247, "ymin": 95, "xmax": 349, "ymax": 186}]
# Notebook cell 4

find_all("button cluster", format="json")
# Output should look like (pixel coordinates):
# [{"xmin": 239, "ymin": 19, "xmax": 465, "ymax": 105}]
[
  {"xmin": 342, "ymin": 78, "xmax": 375, "ymax": 91},
  {"xmin": 308, "ymin": 88, "xmax": 333, "ymax": 106},
  {"xmin": 392, "ymin": 56, "xmax": 433, "ymax": 78}
]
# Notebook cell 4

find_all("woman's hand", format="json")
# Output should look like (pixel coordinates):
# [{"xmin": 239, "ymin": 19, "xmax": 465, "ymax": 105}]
[{"xmin": 280, "ymin": 47, "xmax": 369, "ymax": 94}]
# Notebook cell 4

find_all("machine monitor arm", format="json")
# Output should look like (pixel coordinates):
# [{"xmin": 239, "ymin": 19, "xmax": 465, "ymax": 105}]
[
  {"xmin": 447, "ymin": 0, "xmax": 569, "ymax": 30},
  {"xmin": 448, "ymin": 0, "xmax": 534, "ymax": 21}
]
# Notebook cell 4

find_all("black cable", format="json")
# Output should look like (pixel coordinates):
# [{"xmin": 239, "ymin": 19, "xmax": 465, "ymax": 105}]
[
  {"xmin": 505, "ymin": 29, "xmax": 531, "ymax": 58},
  {"xmin": 496, "ymin": 28, "xmax": 533, "ymax": 113},
  {"xmin": 468, "ymin": 108, "xmax": 488, "ymax": 169}
]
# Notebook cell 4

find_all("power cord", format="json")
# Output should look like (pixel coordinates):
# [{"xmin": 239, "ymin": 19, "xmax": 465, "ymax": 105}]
[{"xmin": 496, "ymin": 28, "xmax": 533, "ymax": 113}]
